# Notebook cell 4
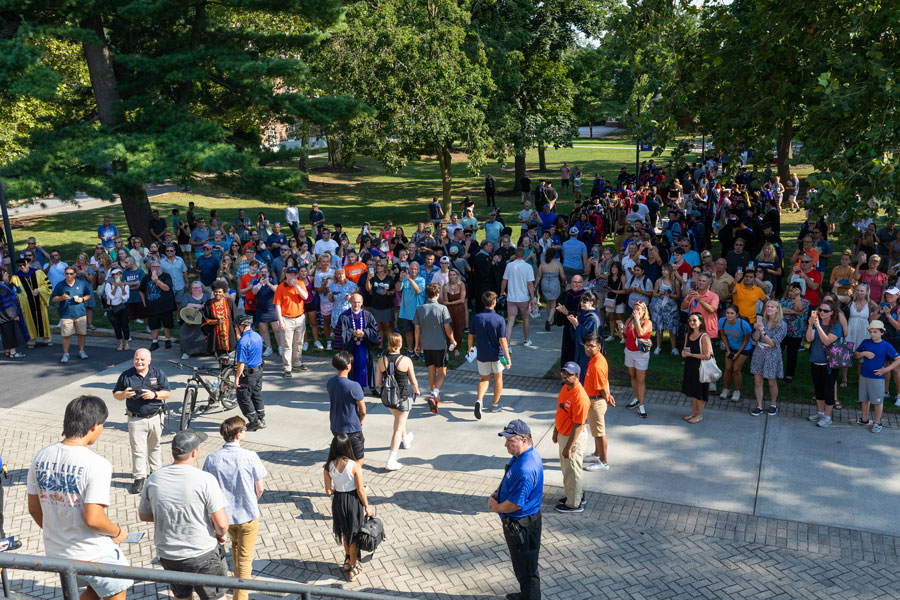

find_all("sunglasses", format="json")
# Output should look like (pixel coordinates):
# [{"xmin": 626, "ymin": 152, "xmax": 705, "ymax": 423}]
[{"xmin": 818, "ymin": 308, "xmax": 832, "ymax": 313}]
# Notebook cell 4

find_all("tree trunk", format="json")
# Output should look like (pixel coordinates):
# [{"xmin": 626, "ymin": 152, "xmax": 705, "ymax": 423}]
[
  {"xmin": 538, "ymin": 145, "xmax": 547, "ymax": 171},
  {"xmin": 120, "ymin": 185, "xmax": 153, "ymax": 242},
  {"xmin": 437, "ymin": 143, "xmax": 453, "ymax": 214},
  {"xmin": 776, "ymin": 119, "xmax": 793, "ymax": 183},
  {"xmin": 513, "ymin": 153, "xmax": 526, "ymax": 193},
  {"xmin": 589, "ymin": 122, "xmax": 593, "ymax": 138},
  {"xmin": 327, "ymin": 134, "xmax": 343, "ymax": 168}
]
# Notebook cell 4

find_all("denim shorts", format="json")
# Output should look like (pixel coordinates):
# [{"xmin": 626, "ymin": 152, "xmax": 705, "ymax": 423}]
[{"xmin": 76, "ymin": 546, "xmax": 133, "ymax": 598}]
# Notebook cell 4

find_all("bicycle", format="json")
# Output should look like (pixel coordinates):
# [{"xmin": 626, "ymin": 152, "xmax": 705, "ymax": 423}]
[{"xmin": 168, "ymin": 353, "xmax": 238, "ymax": 431}]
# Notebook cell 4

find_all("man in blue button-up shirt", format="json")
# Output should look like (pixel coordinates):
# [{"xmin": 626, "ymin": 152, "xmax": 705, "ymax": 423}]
[{"xmin": 202, "ymin": 416, "xmax": 267, "ymax": 600}]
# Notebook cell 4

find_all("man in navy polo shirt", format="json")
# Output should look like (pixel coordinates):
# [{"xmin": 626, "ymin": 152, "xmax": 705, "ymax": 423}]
[
  {"xmin": 468, "ymin": 291, "xmax": 511, "ymax": 419},
  {"xmin": 489, "ymin": 418, "xmax": 543, "ymax": 600},
  {"xmin": 234, "ymin": 314, "xmax": 266, "ymax": 431},
  {"xmin": 51, "ymin": 266, "xmax": 92, "ymax": 363},
  {"xmin": 195, "ymin": 244, "xmax": 220, "ymax": 289}
]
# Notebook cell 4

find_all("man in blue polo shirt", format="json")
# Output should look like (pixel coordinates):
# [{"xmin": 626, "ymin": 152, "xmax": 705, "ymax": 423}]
[
  {"xmin": 489, "ymin": 419, "xmax": 543, "ymax": 600},
  {"xmin": 51, "ymin": 266, "xmax": 92, "ymax": 363},
  {"xmin": 234, "ymin": 315, "xmax": 266, "ymax": 431},
  {"xmin": 560, "ymin": 227, "xmax": 588, "ymax": 282},
  {"xmin": 468, "ymin": 291, "xmax": 511, "ymax": 419}
]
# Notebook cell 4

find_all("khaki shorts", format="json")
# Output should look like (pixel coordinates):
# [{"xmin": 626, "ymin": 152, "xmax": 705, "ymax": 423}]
[
  {"xmin": 588, "ymin": 398, "xmax": 608, "ymax": 437},
  {"xmin": 60, "ymin": 316, "xmax": 87, "ymax": 337},
  {"xmin": 477, "ymin": 360, "xmax": 503, "ymax": 375},
  {"xmin": 507, "ymin": 300, "xmax": 530, "ymax": 318}
]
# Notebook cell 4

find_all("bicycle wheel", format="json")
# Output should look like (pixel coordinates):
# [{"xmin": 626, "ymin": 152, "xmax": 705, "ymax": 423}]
[
  {"xmin": 218, "ymin": 366, "xmax": 238, "ymax": 410},
  {"xmin": 181, "ymin": 384, "xmax": 198, "ymax": 431}
]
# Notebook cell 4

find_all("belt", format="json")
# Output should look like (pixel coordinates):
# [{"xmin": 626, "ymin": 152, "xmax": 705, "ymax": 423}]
[
  {"xmin": 502, "ymin": 512, "xmax": 540, "ymax": 526},
  {"xmin": 589, "ymin": 396, "xmax": 605, "ymax": 401},
  {"xmin": 243, "ymin": 366, "xmax": 261, "ymax": 374},
  {"xmin": 126, "ymin": 408, "xmax": 163, "ymax": 419}
]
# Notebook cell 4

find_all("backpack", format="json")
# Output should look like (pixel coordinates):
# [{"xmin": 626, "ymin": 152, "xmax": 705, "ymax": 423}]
[
  {"xmin": 356, "ymin": 514, "xmax": 386, "ymax": 553},
  {"xmin": 380, "ymin": 355, "xmax": 402, "ymax": 409}
]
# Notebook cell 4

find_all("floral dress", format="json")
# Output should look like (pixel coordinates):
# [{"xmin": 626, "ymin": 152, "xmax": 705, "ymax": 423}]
[
  {"xmin": 780, "ymin": 297, "xmax": 810, "ymax": 339},
  {"xmin": 651, "ymin": 280, "xmax": 680, "ymax": 331},
  {"xmin": 750, "ymin": 320, "xmax": 788, "ymax": 379}
]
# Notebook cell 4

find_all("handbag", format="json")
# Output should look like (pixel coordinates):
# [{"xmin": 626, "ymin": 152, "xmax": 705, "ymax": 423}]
[
  {"xmin": 699, "ymin": 357, "xmax": 723, "ymax": 383},
  {"xmin": 356, "ymin": 513, "xmax": 386, "ymax": 554},
  {"xmin": 637, "ymin": 337, "xmax": 652, "ymax": 353},
  {"xmin": 826, "ymin": 336, "xmax": 854, "ymax": 369},
  {"xmin": 603, "ymin": 297, "xmax": 616, "ymax": 310}
]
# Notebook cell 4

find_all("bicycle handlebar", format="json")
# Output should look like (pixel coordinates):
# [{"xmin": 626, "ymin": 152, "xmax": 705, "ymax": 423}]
[{"xmin": 167, "ymin": 360, "xmax": 218, "ymax": 376}]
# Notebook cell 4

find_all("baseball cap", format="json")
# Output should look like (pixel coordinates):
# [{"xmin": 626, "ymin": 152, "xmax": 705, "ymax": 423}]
[
  {"xmin": 440, "ymin": 256, "xmax": 450, "ymax": 264},
  {"xmin": 886, "ymin": 287, "xmax": 900, "ymax": 296},
  {"xmin": 561, "ymin": 361, "xmax": 581, "ymax": 376},
  {"xmin": 498, "ymin": 419, "xmax": 532, "ymax": 438},
  {"xmin": 172, "ymin": 429, "xmax": 208, "ymax": 455},
  {"xmin": 869, "ymin": 320, "xmax": 886, "ymax": 331},
  {"xmin": 286, "ymin": 266, "xmax": 299, "ymax": 274},
  {"xmin": 568, "ymin": 226, "xmax": 579, "ymax": 235},
  {"xmin": 449, "ymin": 246, "xmax": 459, "ymax": 254},
  {"xmin": 202, "ymin": 243, "xmax": 212, "ymax": 249}
]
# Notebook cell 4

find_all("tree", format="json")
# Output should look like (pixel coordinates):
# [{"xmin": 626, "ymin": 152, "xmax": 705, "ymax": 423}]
[{"xmin": 0, "ymin": 0, "xmax": 368, "ymax": 241}]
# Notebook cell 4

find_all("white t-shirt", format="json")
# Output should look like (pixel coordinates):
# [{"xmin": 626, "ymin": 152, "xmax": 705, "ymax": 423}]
[
  {"xmin": 285, "ymin": 205, "xmax": 299, "ymax": 225},
  {"xmin": 503, "ymin": 259, "xmax": 536, "ymax": 303},
  {"xmin": 314, "ymin": 238, "xmax": 339, "ymax": 257},
  {"xmin": 26, "ymin": 443, "xmax": 118, "ymax": 560}
]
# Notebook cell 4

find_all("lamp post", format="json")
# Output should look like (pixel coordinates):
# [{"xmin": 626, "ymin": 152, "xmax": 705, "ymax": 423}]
[{"xmin": 0, "ymin": 175, "xmax": 15, "ymax": 271}]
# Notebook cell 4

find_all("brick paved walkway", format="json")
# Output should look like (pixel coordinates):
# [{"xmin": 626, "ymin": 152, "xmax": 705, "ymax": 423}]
[{"xmin": 3, "ymin": 403, "xmax": 900, "ymax": 600}]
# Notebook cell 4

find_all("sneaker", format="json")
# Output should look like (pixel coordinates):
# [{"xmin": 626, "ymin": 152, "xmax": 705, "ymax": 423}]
[
  {"xmin": 79, "ymin": 350, "xmax": 88, "ymax": 360},
  {"xmin": 605, "ymin": 335, "xmax": 614, "ymax": 342},
  {"xmin": 257, "ymin": 418, "xmax": 267, "ymax": 429},
  {"xmin": 326, "ymin": 340, "xmax": 333, "ymax": 351},
  {"xmin": 767, "ymin": 405, "xmax": 778, "ymax": 416},
  {"xmin": 750, "ymin": 407, "xmax": 764, "ymax": 416},
  {"xmin": 263, "ymin": 346, "xmax": 273, "ymax": 357},
  {"xmin": 637, "ymin": 405, "xmax": 647, "ymax": 418},
  {"xmin": 653, "ymin": 347, "xmax": 661, "ymax": 355},
  {"xmin": 150, "ymin": 341, "xmax": 160, "ymax": 352},
  {"xmin": 719, "ymin": 388, "xmax": 730, "ymax": 400},
  {"xmin": 314, "ymin": 340, "xmax": 324, "ymax": 350},
  {"xmin": 855, "ymin": 418, "xmax": 871, "ymax": 426},
  {"xmin": 584, "ymin": 462, "xmax": 609, "ymax": 472},
  {"xmin": 246, "ymin": 420, "xmax": 261, "ymax": 432},
  {"xmin": 730, "ymin": 390, "xmax": 741, "ymax": 402},
  {"xmin": 808, "ymin": 412, "xmax": 824, "ymax": 422},
  {"xmin": 895, "ymin": 397, "xmax": 900, "ymax": 408},
  {"xmin": 60, "ymin": 353, "xmax": 69, "ymax": 364},
  {"xmin": 302, "ymin": 342, "xmax": 309, "ymax": 351},
  {"xmin": 544, "ymin": 321, "xmax": 551, "ymax": 332},
  {"xmin": 557, "ymin": 497, "xmax": 587, "ymax": 508},
  {"xmin": 626, "ymin": 398, "xmax": 639, "ymax": 410},
  {"xmin": 524, "ymin": 339, "xmax": 533, "ymax": 347},
  {"xmin": 474, "ymin": 400, "xmax": 482, "ymax": 420},
  {"xmin": 872, "ymin": 422, "xmax": 883, "ymax": 433},
  {"xmin": 583, "ymin": 455, "xmax": 600, "ymax": 464},
  {"xmin": 385, "ymin": 460, "xmax": 403, "ymax": 471},
  {"xmin": 181, "ymin": 353, "xmax": 189, "ymax": 360},
  {"xmin": 670, "ymin": 348, "xmax": 679, "ymax": 356},
  {"xmin": 817, "ymin": 416, "xmax": 833, "ymax": 428},
  {"xmin": 164, "ymin": 339, "xmax": 172, "ymax": 349},
  {"xmin": 401, "ymin": 432, "xmax": 414, "ymax": 449},
  {"xmin": 296, "ymin": 363, "xmax": 309, "ymax": 371},
  {"xmin": 426, "ymin": 395, "xmax": 438, "ymax": 414},
  {"xmin": 282, "ymin": 371, "xmax": 292, "ymax": 378},
  {"xmin": 555, "ymin": 504, "xmax": 584, "ymax": 514},
  {"xmin": 130, "ymin": 478, "xmax": 145, "ymax": 495},
  {"xmin": 620, "ymin": 338, "xmax": 625, "ymax": 345},
  {"xmin": 491, "ymin": 402, "xmax": 502, "ymax": 413}
]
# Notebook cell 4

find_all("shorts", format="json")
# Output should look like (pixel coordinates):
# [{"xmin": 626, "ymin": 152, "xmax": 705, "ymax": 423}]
[
  {"xmin": 726, "ymin": 346, "xmax": 753, "ymax": 359},
  {"xmin": 614, "ymin": 303, "xmax": 626, "ymax": 314},
  {"xmin": 372, "ymin": 307, "xmax": 394, "ymax": 324},
  {"xmin": 400, "ymin": 318, "xmax": 415, "ymax": 333},
  {"xmin": 624, "ymin": 348, "xmax": 649, "ymax": 370},
  {"xmin": 477, "ymin": 360, "xmax": 503, "ymax": 375},
  {"xmin": 60, "ymin": 316, "xmax": 87, "ymax": 337},
  {"xmin": 158, "ymin": 545, "xmax": 228, "ymax": 600},
  {"xmin": 507, "ymin": 301, "xmax": 531, "ymax": 319},
  {"xmin": 331, "ymin": 430, "xmax": 365, "ymax": 460},
  {"xmin": 173, "ymin": 288, "xmax": 186, "ymax": 306},
  {"xmin": 588, "ymin": 398, "xmax": 607, "ymax": 437},
  {"xmin": 859, "ymin": 377, "xmax": 885, "ymax": 405},
  {"xmin": 423, "ymin": 349, "xmax": 448, "ymax": 368},
  {"xmin": 76, "ymin": 547, "xmax": 132, "ymax": 598},
  {"xmin": 179, "ymin": 244, "xmax": 192, "ymax": 253},
  {"xmin": 148, "ymin": 312, "xmax": 175, "ymax": 330}
]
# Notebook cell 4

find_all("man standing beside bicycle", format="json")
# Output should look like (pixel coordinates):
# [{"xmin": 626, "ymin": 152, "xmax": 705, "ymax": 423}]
[
  {"xmin": 112, "ymin": 348, "xmax": 172, "ymax": 494},
  {"xmin": 235, "ymin": 314, "xmax": 267, "ymax": 431}
]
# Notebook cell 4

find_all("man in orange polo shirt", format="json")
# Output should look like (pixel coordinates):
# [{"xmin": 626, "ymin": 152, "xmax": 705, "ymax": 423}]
[
  {"xmin": 273, "ymin": 266, "xmax": 308, "ymax": 378},
  {"xmin": 554, "ymin": 361, "xmax": 590, "ymax": 513},
  {"xmin": 343, "ymin": 250, "xmax": 367, "ymax": 285},
  {"xmin": 581, "ymin": 333, "xmax": 615, "ymax": 472}
]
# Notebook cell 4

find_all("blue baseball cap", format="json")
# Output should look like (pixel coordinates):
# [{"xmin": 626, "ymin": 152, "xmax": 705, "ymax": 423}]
[
  {"xmin": 561, "ymin": 361, "xmax": 581, "ymax": 376},
  {"xmin": 499, "ymin": 419, "xmax": 531, "ymax": 437}
]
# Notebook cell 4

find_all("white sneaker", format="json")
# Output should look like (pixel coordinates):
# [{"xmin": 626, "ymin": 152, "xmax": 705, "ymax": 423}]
[
  {"xmin": 719, "ymin": 388, "xmax": 730, "ymax": 400},
  {"xmin": 302, "ymin": 342, "xmax": 309, "ymax": 351},
  {"xmin": 583, "ymin": 455, "xmax": 600, "ymax": 464},
  {"xmin": 181, "ymin": 353, "xmax": 189, "ymax": 360},
  {"xmin": 524, "ymin": 339, "xmax": 533, "ymax": 347},
  {"xmin": 263, "ymin": 346, "xmax": 273, "ymax": 357},
  {"xmin": 670, "ymin": 348, "xmax": 679, "ymax": 356},
  {"xmin": 79, "ymin": 350, "xmax": 88, "ymax": 360},
  {"xmin": 653, "ymin": 347, "xmax": 661, "ymax": 355},
  {"xmin": 605, "ymin": 335, "xmax": 614, "ymax": 342},
  {"xmin": 60, "ymin": 353, "xmax": 69, "ymax": 364},
  {"xmin": 401, "ymin": 432, "xmax": 414, "ymax": 449},
  {"xmin": 730, "ymin": 390, "xmax": 741, "ymax": 402},
  {"xmin": 314, "ymin": 340, "xmax": 324, "ymax": 350},
  {"xmin": 326, "ymin": 340, "xmax": 333, "ymax": 351},
  {"xmin": 584, "ymin": 462, "xmax": 610, "ymax": 472},
  {"xmin": 895, "ymin": 398, "xmax": 900, "ymax": 408},
  {"xmin": 385, "ymin": 460, "xmax": 403, "ymax": 471},
  {"xmin": 620, "ymin": 338, "xmax": 625, "ymax": 345},
  {"xmin": 808, "ymin": 412, "xmax": 824, "ymax": 423}
]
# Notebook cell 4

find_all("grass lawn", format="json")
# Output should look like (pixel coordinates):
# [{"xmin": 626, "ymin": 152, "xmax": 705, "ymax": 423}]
[{"xmin": 11, "ymin": 142, "xmax": 875, "ymax": 409}]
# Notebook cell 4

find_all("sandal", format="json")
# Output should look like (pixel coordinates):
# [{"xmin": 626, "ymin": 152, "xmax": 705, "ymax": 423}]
[
  {"xmin": 9, "ymin": 352, "xmax": 25, "ymax": 359},
  {"xmin": 342, "ymin": 554, "xmax": 351, "ymax": 572},
  {"xmin": 834, "ymin": 401, "xmax": 843, "ymax": 410},
  {"xmin": 682, "ymin": 415, "xmax": 694, "ymax": 421},
  {"xmin": 839, "ymin": 382, "xmax": 848, "ymax": 388},
  {"xmin": 347, "ymin": 564, "xmax": 362, "ymax": 581},
  {"xmin": 687, "ymin": 416, "xmax": 704, "ymax": 424}
]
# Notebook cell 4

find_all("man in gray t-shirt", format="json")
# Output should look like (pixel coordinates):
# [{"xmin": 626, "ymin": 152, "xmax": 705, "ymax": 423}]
[
  {"xmin": 414, "ymin": 283, "xmax": 456, "ymax": 410},
  {"xmin": 139, "ymin": 430, "xmax": 229, "ymax": 600}
]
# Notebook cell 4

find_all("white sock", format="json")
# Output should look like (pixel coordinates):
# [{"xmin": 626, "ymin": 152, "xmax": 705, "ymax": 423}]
[
  {"xmin": 387, "ymin": 451, "xmax": 398, "ymax": 463},
  {"xmin": 432, "ymin": 387, "xmax": 440, "ymax": 397}
]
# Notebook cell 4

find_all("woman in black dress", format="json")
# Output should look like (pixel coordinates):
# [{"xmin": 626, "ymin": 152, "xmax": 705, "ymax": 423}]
[
  {"xmin": 681, "ymin": 311, "xmax": 713, "ymax": 424},
  {"xmin": 324, "ymin": 434, "xmax": 374, "ymax": 581}
]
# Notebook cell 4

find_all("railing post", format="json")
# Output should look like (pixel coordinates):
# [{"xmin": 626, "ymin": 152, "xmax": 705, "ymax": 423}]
[
  {"xmin": 2, "ymin": 568, "xmax": 9, "ymax": 598},
  {"xmin": 300, "ymin": 592, "xmax": 310, "ymax": 600},
  {"xmin": 60, "ymin": 568, "xmax": 79, "ymax": 600}
]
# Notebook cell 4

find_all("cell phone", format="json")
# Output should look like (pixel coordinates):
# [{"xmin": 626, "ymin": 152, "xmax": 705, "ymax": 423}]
[{"xmin": 123, "ymin": 532, "xmax": 145, "ymax": 544}]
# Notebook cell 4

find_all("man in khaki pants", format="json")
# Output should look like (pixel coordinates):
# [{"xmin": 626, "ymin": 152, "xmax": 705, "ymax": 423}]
[
  {"xmin": 553, "ymin": 362, "xmax": 589, "ymax": 513},
  {"xmin": 273, "ymin": 266, "xmax": 309, "ymax": 378},
  {"xmin": 113, "ymin": 349, "xmax": 171, "ymax": 494}
]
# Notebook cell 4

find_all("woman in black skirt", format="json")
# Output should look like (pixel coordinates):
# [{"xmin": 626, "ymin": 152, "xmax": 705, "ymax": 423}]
[
  {"xmin": 324, "ymin": 434, "xmax": 374, "ymax": 581},
  {"xmin": 681, "ymin": 311, "xmax": 713, "ymax": 424}
]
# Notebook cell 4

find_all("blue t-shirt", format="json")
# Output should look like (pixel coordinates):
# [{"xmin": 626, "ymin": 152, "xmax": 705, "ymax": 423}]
[
  {"xmin": 483, "ymin": 221, "xmax": 503, "ymax": 245},
  {"xmin": 97, "ymin": 224, "xmax": 119, "ymax": 249},
  {"xmin": 399, "ymin": 274, "xmax": 426, "ymax": 320},
  {"xmin": 327, "ymin": 376, "xmax": 364, "ymax": 434},
  {"xmin": 53, "ymin": 279, "xmax": 92, "ymax": 320},
  {"xmin": 196, "ymin": 255, "xmax": 221, "ymax": 287},
  {"xmin": 498, "ymin": 446, "xmax": 543, "ymax": 519},
  {"xmin": 472, "ymin": 308, "xmax": 507, "ymax": 362},
  {"xmin": 539, "ymin": 211, "xmax": 557, "ymax": 231},
  {"xmin": 809, "ymin": 323, "xmax": 844, "ymax": 364},
  {"xmin": 266, "ymin": 233, "xmax": 287, "ymax": 248},
  {"xmin": 236, "ymin": 330, "xmax": 264, "ymax": 368},
  {"xmin": 717, "ymin": 317, "xmax": 753, "ymax": 351},
  {"xmin": 124, "ymin": 269, "xmax": 143, "ymax": 303},
  {"xmin": 561, "ymin": 239, "xmax": 587, "ymax": 270},
  {"xmin": 856, "ymin": 338, "xmax": 899, "ymax": 380}
]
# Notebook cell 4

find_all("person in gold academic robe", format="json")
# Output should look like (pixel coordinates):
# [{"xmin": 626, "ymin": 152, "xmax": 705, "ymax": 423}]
[{"xmin": 11, "ymin": 256, "xmax": 52, "ymax": 347}]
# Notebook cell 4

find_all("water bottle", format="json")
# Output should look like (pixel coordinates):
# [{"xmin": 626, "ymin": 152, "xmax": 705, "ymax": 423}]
[{"xmin": 209, "ymin": 377, "xmax": 219, "ymax": 392}]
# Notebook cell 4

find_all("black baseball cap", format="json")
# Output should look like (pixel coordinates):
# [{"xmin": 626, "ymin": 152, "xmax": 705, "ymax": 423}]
[{"xmin": 172, "ymin": 430, "xmax": 207, "ymax": 455}]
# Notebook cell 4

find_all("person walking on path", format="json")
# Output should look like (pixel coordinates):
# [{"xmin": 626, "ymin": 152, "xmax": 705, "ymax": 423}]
[
  {"xmin": 581, "ymin": 333, "xmax": 614, "ymax": 472},
  {"xmin": 469, "ymin": 291, "xmax": 512, "ymax": 419},
  {"xmin": 27, "ymin": 396, "xmax": 133, "ymax": 600},
  {"xmin": 375, "ymin": 333, "xmax": 420, "ymax": 470},
  {"xmin": 51, "ymin": 265, "xmax": 92, "ymax": 363},
  {"xmin": 112, "ymin": 349, "xmax": 171, "ymax": 494},
  {"xmin": 328, "ymin": 351, "xmax": 368, "ymax": 463},
  {"xmin": 414, "ymin": 283, "xmax": 455, "ymax": 411},
  {"xmin": 489, "ymin": 419, "xmax": 544, "ymax": 600},
  {"xmin": 554, "ymin": 362, "xmax": 589, "ymax": 513},
  {"xmin": 681, "ymin": 312, "xmax": 714, "ymax": 424},
  {"xmin": 274, "ymin": 265, "xmax": 309, "ymax": 378},
  {"xmin": 139, "ymin": 429, "xmax": 230, "ymax": 600},
  {"xmin": 324, "ymin": 433, "xmax": 374, "ymax": 582},
  {"xmin": 501, "ymin": 248, "xmax": 536, "ymax": 346},
  {"xmin": 749, "ymin": 300, "xmax": 787, "ymax": 417},
  {"xmin": 234, "ymin": 314, "xmax": 266, "ymax": 431},
  {"xmin": 0, "ymin": 269, "xmax": 28, "ymax": 358},
  {"xmin": 202, "ymin": 417, "xmax": 268, "ymax": 600}
]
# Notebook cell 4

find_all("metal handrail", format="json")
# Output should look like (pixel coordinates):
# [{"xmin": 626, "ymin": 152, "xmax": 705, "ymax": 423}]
[{"xmin": 0, "ymin": 552, "xmax": 395, "ymax": 600}]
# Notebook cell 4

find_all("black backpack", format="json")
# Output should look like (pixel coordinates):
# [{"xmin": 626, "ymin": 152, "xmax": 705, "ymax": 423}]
[
  {"xmin": 380, "ymin": 356, "xmax": 402, "ymax": 409},
  {"xmin": 356, "ymin": 515, "xmax": 386, "ymax": 554}
]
